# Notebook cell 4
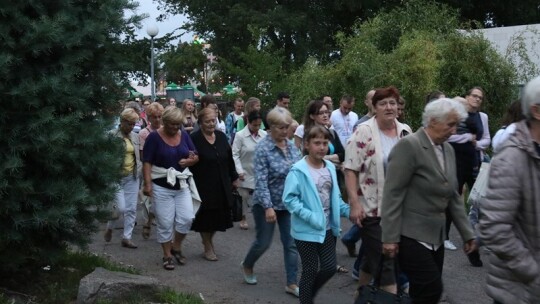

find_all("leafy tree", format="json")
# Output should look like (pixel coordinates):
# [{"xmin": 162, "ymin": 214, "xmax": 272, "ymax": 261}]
[
  {"xmin": 160, "ymin": 41, "xmax": 207, "ymax": 85},
  {"xmin": 0, "ymin": 0, "xmax": 143, "ymax": 274},
  {"xmin": 285, "ymin": 0, "xmax": 517, "ymax": 133}
]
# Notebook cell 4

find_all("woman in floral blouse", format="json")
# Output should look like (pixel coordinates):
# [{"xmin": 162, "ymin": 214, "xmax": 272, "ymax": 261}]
[
  {"xmin": 343, "ymin": 86, "xmax": 412, "ymax": 294},
  {"xmin": 241, "ymin": 107, "xmax": 302, "ymax": 297}
]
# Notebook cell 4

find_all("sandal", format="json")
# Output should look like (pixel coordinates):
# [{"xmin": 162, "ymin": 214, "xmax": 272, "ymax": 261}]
[
  {"xmin": 239, "ymin": 221, "xmax": 249, "ymax": 230},
  {"xmin": 171, "ymin": 248, "xmax": 186, "ymax": 265},
  {"xmin": 336, "ymin": 265, "xmax": 349, "ymax": 273},
  {"xmin": 203, "ymin": 251, "xmax": 218, "ymax": 261},
  {"xmin": 162, "ymin": 257, "xmax": 175, "ymax": 270},
  {"xmin": 142, "ymin": 226, "xmax": 151, "ymax": 239}
]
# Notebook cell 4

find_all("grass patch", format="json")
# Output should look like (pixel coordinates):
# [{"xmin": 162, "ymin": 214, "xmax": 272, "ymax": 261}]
[{"xmin": 0, "ymin": 251, "xmax": 202, "ymax": 304}]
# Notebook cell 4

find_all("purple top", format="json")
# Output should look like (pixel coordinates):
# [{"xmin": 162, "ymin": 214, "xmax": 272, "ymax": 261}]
[{"xmin": 142, "ymin": 130, "xmax": 197, "ymax": 189}]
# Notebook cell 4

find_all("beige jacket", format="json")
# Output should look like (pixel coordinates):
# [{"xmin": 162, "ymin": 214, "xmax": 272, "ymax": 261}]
[{"xmin": 479, "ymin": 120, "xmax": 540, "ymax": 304}]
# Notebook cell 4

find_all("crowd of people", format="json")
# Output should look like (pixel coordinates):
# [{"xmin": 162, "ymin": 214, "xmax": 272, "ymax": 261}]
[{"xmin": 104, "ymin": 80, "xmax": 540, "ymax": 303}]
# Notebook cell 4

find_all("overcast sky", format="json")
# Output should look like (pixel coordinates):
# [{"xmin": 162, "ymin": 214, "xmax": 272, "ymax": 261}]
[{"xmin": 133, "ymin": 0, "xmax": 190, "ymax": 44}]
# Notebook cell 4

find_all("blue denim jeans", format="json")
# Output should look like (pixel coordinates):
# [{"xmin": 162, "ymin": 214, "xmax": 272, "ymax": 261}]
[
  {"xmin": 243, "ymin": 204, "xmax": 299, "ymax": 286},
  {"xmin": 341, "ymin": 224, "xmax": 361, "ymax": 245}
]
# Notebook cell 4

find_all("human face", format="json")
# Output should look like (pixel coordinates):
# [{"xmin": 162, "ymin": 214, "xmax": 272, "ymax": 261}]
[
  {"xmin": 234, "ymin": 101, "xmax": 244, "ymax": 114},
  {"xmin": 466, "ymin": 89, "xmax": 483, "ymax": 112},
  {"xmin": 271, "ymin": 123, "xmax": 290, "ymax": 142},
  {"xmin": 427, "ymin": 111, "xmax": 460, "ymax": 144},
  {"xmin": 248, "ymin": 118, "xmax": 262, "ymax": 134},
  {"xmin": 147, "ymin": 112, "xmax": 162, "ymax": 128},
  {"xmin": 253, "ymin": 101, "xmax": 261, "ymax": 111},
  {"xmin": 305, "ymin": 135, "xmax": 329, "ymax": 161},
  {"xmin": 163, "ymin": 120, "xmax": 182, "ymax": 136},
  {"xmin": 365, "ymin": 90, "xmax": 375, "ymax": 114},
  {"xmin": 169, "ymin": 98, "xmax": 176, "ymax": 106},
  {"xmin": 184, "ymin": 100, "xmax": 194, "ymax": 113},
  {"xmin": 120, "ymin": 119, "xmax": 136, "ymax": 135},
  {"xmin": 310, "ymin": 105, "xmax": 330, "ymax": 126},
  {"xmin": 277, "ymin": 98, "xmax": 290, "ymax": 109},
  {"xmin": 322, "ymin": 96, "xmax": 333, "ymax": 111},
  {"xmin": 374, "ymin": 97, "xmax": 398, "ymax": 122},
  {"xmin": 208, "ymin": 104, "xmax": 219, "ymax": 117},
  {"xmin": 397, "ymin": 103, "xmax": 404, "ymax": 118},
  {"xmin": 340, "ymin": 100, "xmax": 354, "ymax": 115},
  {"xmin": 200, "ymin": 112, "xmax": 217, "ymax": 134},
  {"xmin": 143, "ymin": 101, "xmax": 151, "ymax": 110}
]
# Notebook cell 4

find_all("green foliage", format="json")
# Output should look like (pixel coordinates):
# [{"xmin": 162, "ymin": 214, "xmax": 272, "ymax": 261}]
[
  {"xmin": 160, "ymin": 42, "xmax": 207, "ymax": 84},
  {"xmin": 286, "ymin": 0, "xmax": 518, "ymax": 132},
  {"xmin": 0, "ymin": 1, "xmax": 140, "ymax": 274}
]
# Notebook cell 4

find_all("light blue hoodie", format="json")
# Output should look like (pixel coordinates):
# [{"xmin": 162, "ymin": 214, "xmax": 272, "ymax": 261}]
[{"xmin": 282, "ymin": 157, "xmax": 350, "ymax": 243}]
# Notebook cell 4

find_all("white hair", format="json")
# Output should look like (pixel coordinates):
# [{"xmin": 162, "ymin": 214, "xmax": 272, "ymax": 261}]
[
  {"xmin": 522, "ymin": 76, "xmax": 540, "ymax": 120},
  {"xmin": 422, "ymin": 98, "xmax": 467, "ymax": 127}
]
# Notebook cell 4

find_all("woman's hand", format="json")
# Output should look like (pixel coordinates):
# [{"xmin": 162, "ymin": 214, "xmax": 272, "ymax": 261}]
[
  {"xmin": 238, "ymin": 173, "xmax": 245, "ymax": 181},
  {"xmin": 265, "ymin": 208, "xmax": 276, "ymax": 223},
  {"xmin": 463, "ymin": 239, "xmax": 478, "ymax": 254},
  {"xmin": 143, "ymin": 183, "xmax": 152, "ymax": 197},
  {"xmin": 179, "ymin": 152, "xmax": 199, "ymax": 167},
  {"xmin": 232, "ymin": 178, "xmax": 240, "ymax": 189},
  {"xmin": 383, "ymin": 243, "xmax": 399, "ymax": 258}
]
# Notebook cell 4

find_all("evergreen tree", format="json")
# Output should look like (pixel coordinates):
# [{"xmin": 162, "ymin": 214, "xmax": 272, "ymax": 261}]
[{"xmin": 0, "ymin": 0, "xmax": 143, "ymax": 273}]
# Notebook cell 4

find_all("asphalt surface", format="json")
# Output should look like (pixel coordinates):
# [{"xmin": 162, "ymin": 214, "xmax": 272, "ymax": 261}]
[{"xmin": 88, "ymin": 206, "xmax": 492, "ymax": 304}]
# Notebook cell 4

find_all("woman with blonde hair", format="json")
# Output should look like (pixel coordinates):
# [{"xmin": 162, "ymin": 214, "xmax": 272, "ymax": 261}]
[
  {"xmin": 104, "ymin": 108, "xmax": 142, "ymax": 249},
  {"xmin": 180, "ymin": 98, "xmax": 197, "ymax": 134},
  {"xmin": 142, "ymin": 106, "xmax": 200, "ymax": 270}
]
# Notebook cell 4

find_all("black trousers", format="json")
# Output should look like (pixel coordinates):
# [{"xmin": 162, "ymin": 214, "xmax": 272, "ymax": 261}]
[{"xmin": 399, "ymin": 236, "xmax": 444, "ymax": 304}]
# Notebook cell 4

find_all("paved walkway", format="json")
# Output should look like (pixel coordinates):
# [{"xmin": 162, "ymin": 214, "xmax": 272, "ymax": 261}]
[{"xmin": 88, "ymin": 209, "xmax": 492, "ymax": 303}]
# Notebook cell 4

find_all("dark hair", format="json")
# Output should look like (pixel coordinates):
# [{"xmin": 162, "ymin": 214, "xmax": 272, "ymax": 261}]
[
  {"xmin": 372, "ymin": 86, "xmax": 400, "ymax": 107},
  {"xmin": 302, "ymin": 100, "xmax": 327, "ymax": 132},
  {"xmin": 246, "ymin": 110, "xmax": 262, "ymax": 124},
  {"xmin": 466, "ymin": 86, "xmax": 486, "ymax": 102},
  {"xmin": 501, "ymin": 100, "xmax": 525, "ymax": 126},
  {"xmin": 340, "ymin": 94, "xmax": 355, "ymax": 104},
  {"xmin": 277, "ymin": 91, "xmax": 290, "ymax": 100},
  {"xmin": 200, "ymin": 95, "xmax": 216, "ymax": 108},
  {"xmin": 425, "ymin": 90, "xmax": 445, "ymax": 104}
]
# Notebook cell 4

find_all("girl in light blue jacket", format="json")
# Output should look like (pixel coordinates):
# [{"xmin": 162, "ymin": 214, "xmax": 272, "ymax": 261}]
[{"xmin": 283, "ymin": 125, "xmax": 351, "ymax": 304}]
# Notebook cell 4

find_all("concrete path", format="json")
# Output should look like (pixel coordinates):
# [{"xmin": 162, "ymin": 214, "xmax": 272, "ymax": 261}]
[{"xmin": 88, "ymin": 210, "xmax": 492, "ymax": 303}]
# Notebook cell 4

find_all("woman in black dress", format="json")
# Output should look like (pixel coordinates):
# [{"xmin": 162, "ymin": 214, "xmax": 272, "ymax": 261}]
[{"xmin": 190, "ymin": 108, "xmax": 239, "ymax": 261}]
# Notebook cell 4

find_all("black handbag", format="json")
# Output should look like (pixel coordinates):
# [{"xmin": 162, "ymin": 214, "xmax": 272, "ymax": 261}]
[
  {"xmin": 355, "ymin": 256, "xmax": 411, "ymax": 304},
  {"xmin": 230, "ymin": 190, "xmax": 243, "ymax": 222}
]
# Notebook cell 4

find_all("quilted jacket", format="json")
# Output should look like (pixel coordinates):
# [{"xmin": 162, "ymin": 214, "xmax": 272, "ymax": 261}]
[{"xmin": 478, "ymin": 120, "xmax": 540, "ymax": 304}]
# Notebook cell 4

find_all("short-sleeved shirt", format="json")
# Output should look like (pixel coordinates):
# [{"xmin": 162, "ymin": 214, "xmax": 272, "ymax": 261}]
[{"xmin": 142, "ymin": 130, "xmax": 197, "ymax": 189}]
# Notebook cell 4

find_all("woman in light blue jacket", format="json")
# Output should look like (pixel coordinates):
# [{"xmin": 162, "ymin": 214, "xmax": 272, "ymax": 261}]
[{"xmin": 283, "ymin": 125, "xmax": 351, "ymax": 304}]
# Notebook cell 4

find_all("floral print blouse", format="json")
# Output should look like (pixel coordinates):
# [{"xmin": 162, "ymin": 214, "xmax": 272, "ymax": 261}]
[{"xmin": 343, "ymin": 117, "xmax": 412, "ymax": 217}]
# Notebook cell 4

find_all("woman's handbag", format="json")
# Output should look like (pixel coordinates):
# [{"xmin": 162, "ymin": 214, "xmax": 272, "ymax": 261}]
[
  {"xmin": 467, "ymin": 162, "xmax": 490, "ymax": 206},
  {"xmin": 230, "ymin": 190, "xmax": 243, "ymax": 222},
  {"xmin": 355, "ymin": 256, "xmax": 411, "ymax": 304}
]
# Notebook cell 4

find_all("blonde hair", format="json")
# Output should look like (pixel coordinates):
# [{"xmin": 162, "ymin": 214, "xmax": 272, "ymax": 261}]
[
  {"xmin": 146, "ymin": 102, "xmax": 164, "ymax": 117},
  {"xmin": 181, "ymin": 98, "xmax": 197, "ymax": 124},
  {"xmin": 120, "ymin": 108, "xmax": 139, "ymax": 122},
  {"xmin": 244, "ymin": 97, "xmax": 261, "ymax": 116},
  {"xmin": 266, "ymin": 107, "xmax": 293, "ymax": 128},
  {"xmin": 162, "ymin": 106, "xmax": 184, "ymax": 124},
  {"xmin": 197, "ymin": 107, "xmax": 216, "ymax": 122}
]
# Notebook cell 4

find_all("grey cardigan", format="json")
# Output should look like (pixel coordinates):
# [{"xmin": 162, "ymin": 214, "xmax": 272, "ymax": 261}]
[{"xmin": 479, "ymin": 120, "xmax": 540, "ymax": 304}]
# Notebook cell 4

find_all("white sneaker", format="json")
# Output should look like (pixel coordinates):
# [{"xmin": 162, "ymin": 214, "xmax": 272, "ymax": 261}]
[{"xmin": 444, "ymin": 240, "xmax": 457, "ymax": 250}]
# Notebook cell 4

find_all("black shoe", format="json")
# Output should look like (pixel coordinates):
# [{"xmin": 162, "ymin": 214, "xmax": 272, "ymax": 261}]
[{"xmin": 467, "ymin": 250, "xmax": 483, "ymax": 267}]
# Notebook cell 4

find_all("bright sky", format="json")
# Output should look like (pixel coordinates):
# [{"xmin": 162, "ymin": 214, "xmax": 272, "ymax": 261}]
[{"xmin": 133, "ymin": 0, "xmax": 190, "ymax": 44}]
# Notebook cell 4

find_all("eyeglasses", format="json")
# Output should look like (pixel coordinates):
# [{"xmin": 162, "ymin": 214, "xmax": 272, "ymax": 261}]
[
  {"xmin": 317, "ymin": 111, "xmax": 330, "ymax": 116},
  {"xmin": 470, "ymin": 94, "xmax": 484, "ymax": 101}
]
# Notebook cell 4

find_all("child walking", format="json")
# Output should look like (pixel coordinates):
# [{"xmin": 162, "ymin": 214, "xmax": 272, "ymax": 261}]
[{"xmin": 282, "ymin": 125, "xmax": 351, "ymax": 304}]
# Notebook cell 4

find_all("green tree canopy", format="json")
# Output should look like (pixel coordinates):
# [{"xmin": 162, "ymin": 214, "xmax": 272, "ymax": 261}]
[
  {"xmin": 286, "ymin": 0, "xmax": 517, "ymax": 132},
  {"xmin": 0, "ymin": 0, "xmax": 144, "ymax": 274}
]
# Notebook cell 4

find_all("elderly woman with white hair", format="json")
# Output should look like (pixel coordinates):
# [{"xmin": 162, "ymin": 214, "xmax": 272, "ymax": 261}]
[
  {"xmin": 104, "ymin": 108, "xmax": 142, "ymax": 248},
  {"xmin": 380, "ymin": 98, "xmax": 477, "ymax": 304},
  {"xmin": 479, "ymin": 77, "xmax": 540, "ymax": 304}
]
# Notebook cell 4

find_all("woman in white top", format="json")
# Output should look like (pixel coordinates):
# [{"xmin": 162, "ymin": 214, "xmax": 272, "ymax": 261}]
[{"xmin": 232, "ymin": 110, "xmax": 267, "ymax": 229}]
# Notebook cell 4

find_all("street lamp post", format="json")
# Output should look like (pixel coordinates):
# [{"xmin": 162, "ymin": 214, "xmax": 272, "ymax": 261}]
[{"xmin": 147, "ymin": 24, "xmax": 159, "ymax": 101}]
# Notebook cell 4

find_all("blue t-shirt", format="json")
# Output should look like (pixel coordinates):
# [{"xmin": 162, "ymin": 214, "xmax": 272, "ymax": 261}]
[{"xmin": 142, "ymin": 130, "xmax": 197, "ymax": 189}]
